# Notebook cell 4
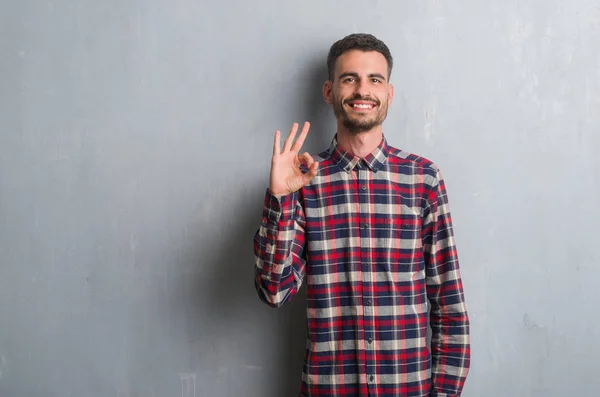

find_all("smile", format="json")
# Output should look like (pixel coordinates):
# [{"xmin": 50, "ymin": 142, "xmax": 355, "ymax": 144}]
[{"xmin": 346, "ymin": 101, "xmax": 378, "ymax": 112}]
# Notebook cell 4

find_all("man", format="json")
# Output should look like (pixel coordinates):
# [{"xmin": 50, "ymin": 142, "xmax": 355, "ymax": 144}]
[{"xmin": 254, "ymin": 33, "xmax": 470, "ymax": 397}]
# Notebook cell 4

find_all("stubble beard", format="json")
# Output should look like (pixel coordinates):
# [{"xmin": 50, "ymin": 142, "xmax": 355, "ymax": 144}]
[{"xmin": 333, "ymin": 96, "xmax": 389, "ymax": 135}]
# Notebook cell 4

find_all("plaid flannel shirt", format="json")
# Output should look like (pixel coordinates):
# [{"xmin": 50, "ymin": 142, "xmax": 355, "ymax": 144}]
[{"xmin": 254, "ymin": 135, "xmax": 470, "ymax": 397}]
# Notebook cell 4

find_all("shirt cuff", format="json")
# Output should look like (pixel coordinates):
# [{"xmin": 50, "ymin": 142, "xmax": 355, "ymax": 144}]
[{"xmin": 263, "ymin": 188, "xmax": 298, "ymax": 224}]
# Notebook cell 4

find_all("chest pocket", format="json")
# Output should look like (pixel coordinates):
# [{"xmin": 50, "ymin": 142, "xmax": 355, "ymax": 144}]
[{"xmin": 374, "ymin": 204, "xmax": 423, "ymax": 266}]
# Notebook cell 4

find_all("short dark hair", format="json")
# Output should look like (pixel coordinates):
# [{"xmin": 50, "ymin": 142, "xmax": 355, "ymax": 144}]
[{"xmin": 327, "ymin": 33, "xmax": 393, "ymax": 81}]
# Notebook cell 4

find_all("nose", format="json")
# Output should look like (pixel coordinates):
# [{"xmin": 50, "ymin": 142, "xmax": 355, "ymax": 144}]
[{"xmin": 354, "ymin": 79, "xmax": 370, "ymax": 97}]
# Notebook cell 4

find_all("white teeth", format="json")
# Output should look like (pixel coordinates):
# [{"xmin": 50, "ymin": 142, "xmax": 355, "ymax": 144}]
[{"xmin": 353, "ymin": 104, "xmax": 373, "ymax": 109}]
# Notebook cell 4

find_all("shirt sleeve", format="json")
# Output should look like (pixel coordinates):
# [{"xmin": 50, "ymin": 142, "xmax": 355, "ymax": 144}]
[
  {"xmin": 253, "ymin": 188, "xmax": 308, "ymax": 308},
  {"xmin": 422, "ymin": 167, "xmax": 471, "ymax": 396}
]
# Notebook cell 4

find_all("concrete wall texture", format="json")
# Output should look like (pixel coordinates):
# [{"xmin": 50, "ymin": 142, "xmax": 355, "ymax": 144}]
[{"xmin": 1, "ymin": 1, "xmax": 599, "ymax": 396}]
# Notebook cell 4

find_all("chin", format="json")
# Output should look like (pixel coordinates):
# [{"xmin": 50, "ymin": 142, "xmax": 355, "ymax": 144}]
[{"xmin": 344, "ymin": 121, "xmax": 380, "ymax": 134}]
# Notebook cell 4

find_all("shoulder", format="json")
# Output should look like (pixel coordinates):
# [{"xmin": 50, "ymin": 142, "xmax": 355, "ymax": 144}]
[{"xmin": 386, "ymin": 145, "xmax": 441, "ymax": 183}]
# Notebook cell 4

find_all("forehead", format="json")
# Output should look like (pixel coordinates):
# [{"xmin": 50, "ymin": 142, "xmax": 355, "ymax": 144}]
[{"xmin": 334, "ymin": 50, "xmax": 389, "ymax": 78}]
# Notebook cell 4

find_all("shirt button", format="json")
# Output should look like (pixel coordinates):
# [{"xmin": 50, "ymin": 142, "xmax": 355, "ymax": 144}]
[
  {"xmin": 365, "ymin": 299, "xmax": 371, "ymax": 306},
  {"xmin": 368, "ymin": 338, "xmax": 373, "ymax": 344},
  {"xmin": 362, "ymin": 262, "xmax": 368, "ymax": 269},
  {"xmin": 361, "ymin": 185, "xmax": 367, "ymax": 191},
  {"xmin": 369, "ymin": 375, "xmax": 374, "ymax": 382},
  {"xmin": 362, "ymin": 223, "xmax": 369, "ymax": 229}
]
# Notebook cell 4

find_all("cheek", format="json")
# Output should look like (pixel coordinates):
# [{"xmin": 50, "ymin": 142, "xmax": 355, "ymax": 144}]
[
  {"xmin": 377, "ymin": 89, "xmax": 390, "ymax": 105},
  {"xmin": 334, "ymin": 92, "xmax": 347, "ymax": 105},
  {"xmin": 334, "ymin": 86, "xmax": 352, "ymax": 100}
]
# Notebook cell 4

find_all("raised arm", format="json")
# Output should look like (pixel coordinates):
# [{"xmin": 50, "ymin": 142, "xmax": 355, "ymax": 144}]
[{"xmin": 254, "ymin": 122, "xmax": 318, "ymax": 307}]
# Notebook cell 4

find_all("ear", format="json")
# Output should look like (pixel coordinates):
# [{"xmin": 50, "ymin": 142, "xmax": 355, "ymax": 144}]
[
  {"xmin": 388, "ymin": 83, "xmax": 394, "ymax": 106},
  {"xmin": 323, "ymin": 80, "xmax": 333, "ymax": 104}
]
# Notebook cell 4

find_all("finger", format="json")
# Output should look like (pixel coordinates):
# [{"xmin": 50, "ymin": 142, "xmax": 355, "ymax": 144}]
[
  {"xmin": 292, "ymin": 121, "xmax": 311, "ymax": 153},
  {"xmin": 273, "ymin": 130, "xmax": 281, "ymax": 156},
  {"xmin": 282, "ymin": 122, "xmax": 299, "ymax": 153},
  {"xmin": 298, "ymin": 152, "xmax": 314, "ymax": 168},
  {"xmin": 303, "ymin": 161, "xmax": 319, "ymax": 182}
]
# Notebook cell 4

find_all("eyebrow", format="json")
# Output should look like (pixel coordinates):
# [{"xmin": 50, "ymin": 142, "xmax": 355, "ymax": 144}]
[{"xmin": 338, "ymin": 72, "xmax": 387, "ymax": 82}]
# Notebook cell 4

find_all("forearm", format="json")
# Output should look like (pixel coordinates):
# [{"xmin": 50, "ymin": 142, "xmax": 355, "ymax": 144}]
[
  {"xmin": 426, "ymin": 235, "xmax": 470, "ymax": 395},
  {"xmin": 254, "ymin": 189, "xmax": 306, "ymax": 307},
  {"xmin": 429, "ymin": 293, "xmax": 470, "ymax": 396}
]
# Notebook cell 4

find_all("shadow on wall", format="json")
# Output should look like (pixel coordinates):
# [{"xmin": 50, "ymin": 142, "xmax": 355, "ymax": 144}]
[
  {"xmin": 299, "ymin": 52, "xmax": 336, "ymax": 156},
  {"xmin": 268, "ymin": 53, "xmax": 333, "ymax": 395},
  {"xmin": 190, "ymin": 188, "xmax": 306, "ymax": 397},
  {"xmin": 180, "ymin": 55, "xmax": 332, "ymax": 397}
]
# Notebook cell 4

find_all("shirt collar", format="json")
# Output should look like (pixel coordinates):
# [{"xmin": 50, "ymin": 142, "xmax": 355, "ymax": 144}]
[{"xmin": 327, "ymin": 134, "xmax": 390, "ymax": 173}]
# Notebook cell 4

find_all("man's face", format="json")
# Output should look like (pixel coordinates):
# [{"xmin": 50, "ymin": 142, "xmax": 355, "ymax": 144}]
[{"xmin": 324, "ymin": 50, "xmax": 394, "ymax": 134}]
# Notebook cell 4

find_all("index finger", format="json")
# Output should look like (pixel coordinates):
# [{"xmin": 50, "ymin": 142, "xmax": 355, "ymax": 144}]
[
  {"xmin": 291, "ymin": 121, "xmax": 311, "ymax": 152},
  {"xmin": 273, "ymin": 130, "xmax": 281, "ymax": 156}
]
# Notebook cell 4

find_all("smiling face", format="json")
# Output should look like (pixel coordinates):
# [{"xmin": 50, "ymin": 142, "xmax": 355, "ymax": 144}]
[{"xmin": 323, "ymin": 49, "xmax": 394, "ymax": 134}]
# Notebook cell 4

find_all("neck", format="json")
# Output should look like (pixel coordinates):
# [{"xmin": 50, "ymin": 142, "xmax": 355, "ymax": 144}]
[{"xmin": 336, "ymin": 124, "xmax": 383, "ymax": 158}]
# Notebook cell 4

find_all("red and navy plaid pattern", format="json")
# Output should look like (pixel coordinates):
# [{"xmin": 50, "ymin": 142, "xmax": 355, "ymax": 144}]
[{"xmin": 254, "ymin": 135, "xmax": 470, "ymax": 397}]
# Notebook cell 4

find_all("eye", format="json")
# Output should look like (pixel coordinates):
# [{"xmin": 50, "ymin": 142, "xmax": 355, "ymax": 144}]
[
  {"xmin": 343, "ymin": 77, "xmax": 355, "ymax": 83},
  {"xmin": 371, "ymin": 78, "xmax": 381, "ymax": 83}
]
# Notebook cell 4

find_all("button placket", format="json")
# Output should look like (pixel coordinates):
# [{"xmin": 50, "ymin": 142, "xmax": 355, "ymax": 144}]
[{"xmin": 357, "ymin": 163, "xmax": 376, "ymax": 389}]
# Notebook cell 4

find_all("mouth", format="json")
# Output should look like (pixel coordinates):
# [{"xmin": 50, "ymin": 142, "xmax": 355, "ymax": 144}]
[{"xmin": 346, "ymin": 101, "xmax": 378, "ymax": 112}]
